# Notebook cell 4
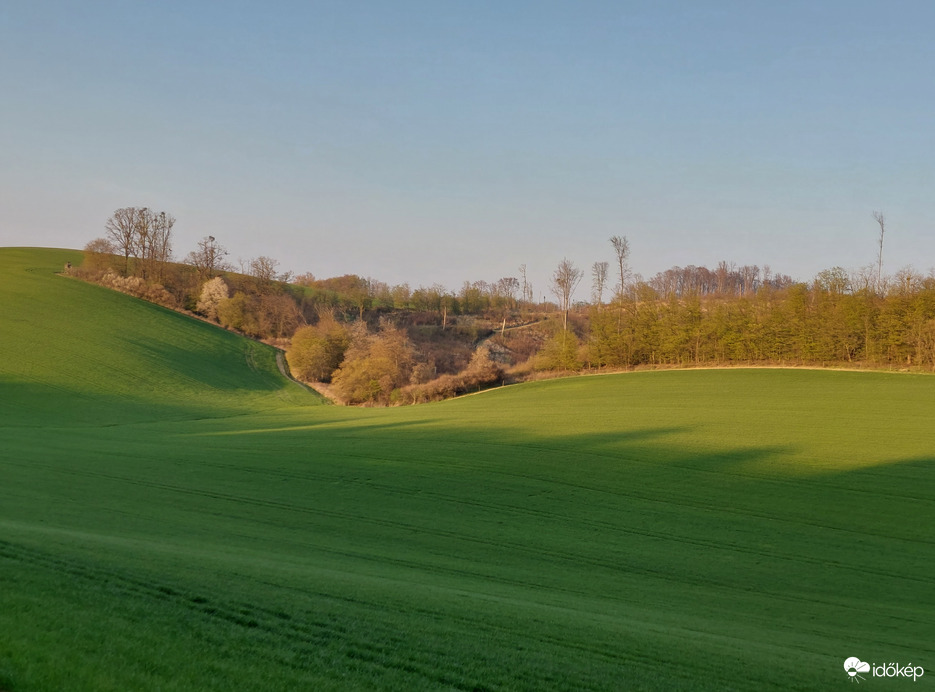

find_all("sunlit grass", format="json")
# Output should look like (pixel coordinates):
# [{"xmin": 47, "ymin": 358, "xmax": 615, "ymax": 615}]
[
  {"xmin": 1, "ymin": 248, "xmax": 933, "ymax": 691},
  {"xmin": 0, "ymin": 248, "xmax": 319, "ymax": 429}
]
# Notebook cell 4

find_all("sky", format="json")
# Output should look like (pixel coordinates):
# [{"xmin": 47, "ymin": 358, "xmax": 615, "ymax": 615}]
[{"xmin": 2, "ymin": 0, "xmax": 934, "ymax": 299}]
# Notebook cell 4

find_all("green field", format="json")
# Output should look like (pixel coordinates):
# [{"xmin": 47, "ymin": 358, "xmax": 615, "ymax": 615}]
[{"xmin": 1, "ymin": 248, "xmax": 933, "ymax": 691}]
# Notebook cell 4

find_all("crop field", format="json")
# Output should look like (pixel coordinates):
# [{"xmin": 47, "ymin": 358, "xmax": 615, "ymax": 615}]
[{"xmin": 1, "ymin": 248, "xmax": 933, "ymax": 691}]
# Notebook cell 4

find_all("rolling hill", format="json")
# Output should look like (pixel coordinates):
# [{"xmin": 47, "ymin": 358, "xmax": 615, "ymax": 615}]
[{"xmin": 1, "ymin": 247, "xmax": 932, "ymax": 691}]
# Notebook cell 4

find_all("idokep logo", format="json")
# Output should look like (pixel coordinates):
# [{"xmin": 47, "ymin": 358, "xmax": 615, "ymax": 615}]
[
  {"xmin": 844, "ymin": 657, "xmax": 925, "ymax": 683},
  {"xmin": 844, "ymin": 658, "xmax": 870, "ymax": 683}
]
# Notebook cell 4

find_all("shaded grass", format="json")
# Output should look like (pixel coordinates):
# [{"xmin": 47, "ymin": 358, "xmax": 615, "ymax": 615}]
[
  {"xmin": 1, "ymin": 249, "xmax": 933, "ymax": 690},
  {"xmin": 0, "ymin": 248, "xmax": 319, "ymax": 428}
]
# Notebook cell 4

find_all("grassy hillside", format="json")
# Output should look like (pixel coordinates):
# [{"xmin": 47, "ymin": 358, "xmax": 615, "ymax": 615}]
[
  {"xmin": 1, "ymin": 248, "xmax": 933, "ymax": 691},
  {"xmin": 0, "ymin": 248, "xmax": 316, "ymax": 428}
]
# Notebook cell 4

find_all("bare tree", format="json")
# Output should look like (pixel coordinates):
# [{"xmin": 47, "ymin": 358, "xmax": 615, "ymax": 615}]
[
  {"xmin": 715, "ymin": 260, "xmax": 733, "ymax": 294},
  {"xmin": 496, "ymin": 277, "xmax": 520, "ymax": 305},
  {"xmin": 610, "ymin": 235, "xmax": 630, "ymax": 301},
  {"xmin": 551, "ymin": 258, "xmax": 583, "ymax": 331},
  {"xmin": 591, "ymin": 261, "xmax": 608, "ymax": 307},
  {"xmin": 105, "ymin": 207, "xmax": 143, "ymax": 275},
  {"xmin": 249, "ymin": 256, "xmax": 292, "ymax": 294},
  {"xmin": 104, "ymin": 206, "xmax": 174, "ymax": 279},
  {"xmin": 258, "ymin": 293, "xmax": 303, "ymax": 337},
  {"xmin": 83, "ymin": 237, "xmax": 116, "ymax": 272},
  {"xmin": 132, "ymin": 208, "xmax": 153, "ymax": 278},
  {"xmin": 892, "ymin": 266, "xmax": 922, "ymax": 296},
  {"xmin": 147, "ymin": 210, "xmax": 174, "ymax": 281},
  {"xmin": 440, "ymin": 291, "xmax": 453, "ymax": 330},
  {"xmin": 739, "ymin": 265, "xmax": 759, "ymax": 296},
  {"xmin": 873, "ymin": 211, "xmax": 886, "ymax": 289},
  {"xmin": 518, "ymin": 263, "xmax": 535, "ymax": 305},
  {"xmin": 293, "ymin": 272, "xmax": 316, "ymax": 287},
  {"xmin": 850, "ymin": 264, "xmax": 878, "ymax": 294},
  {"xmin": 815, "ymin": 267, "xmax": 850, "ymax": 295},
  {"xmin": 187, "ymin": 236, "xmax": 229, "ymax": 281}
]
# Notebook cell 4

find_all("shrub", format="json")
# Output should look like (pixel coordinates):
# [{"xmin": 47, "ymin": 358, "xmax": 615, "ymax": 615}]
[
  {"xmin": 217, "ymin": 292, "xmax": 261, "ymax": 336},
  {"xmin": 99, "ymin": 270, "xmax": 173, "ymax": 307},
  {"xmin": 82, "ymin": 238, "xmax": 118, "ymax": 274},
  {"xmin": 286, "ymin": 316, "xmax": 350, "ymax": 382},
  {"xmin": 534, "ymin": 330, "xmax": 581, "ymax": 371},
  {"xmin": 400, "ymin": 346, "xmax": 504, "ymax": 404},
  {"xmin": 330, "ymin": 323, "xmax": 416, "ymax": 405},
  {"xmin": 195, "ymin": 277, "xmax": 229, "ymax": 321}
]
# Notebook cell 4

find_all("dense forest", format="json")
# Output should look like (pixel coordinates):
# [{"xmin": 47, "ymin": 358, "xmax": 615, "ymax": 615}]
[{"xmin": 76, "ymin": 207, "xmax": 935, "ymax": 405}]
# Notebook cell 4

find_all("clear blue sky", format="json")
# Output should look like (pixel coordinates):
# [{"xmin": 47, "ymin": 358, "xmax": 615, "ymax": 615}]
[{"xmin": 2, "ymin": 1, "xmax": 933, "ymax": 297}]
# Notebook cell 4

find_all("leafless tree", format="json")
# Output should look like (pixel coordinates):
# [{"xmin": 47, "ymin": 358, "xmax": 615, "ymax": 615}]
[
  {"xmin": 258, "ymin": 293, "xmax": 303, "ymax": 337},
  {"xmin": 496, "ymin": 277, "xmax": 520, "ymax": 306},
  {"xmin": 82, "ymin": 237, "xmax": 116, "ymax": 272},
  {"xmin": 892, "ymin": 266, "xmax": 923, "ymax": 296},
  {"xmin": 591, "ymin": 261, "xmax": 608, "ymax": 307},
  {"xmin": 104, "ymin": 206, "xmax": 173, "ymax": 279},
  {"xmin": 519, "ymin": 264, "xmax": 530, "ymax": 305},
  {"xmin": 293, "ymin": 272, "xmax": 316, "ymax": 287},
  {"xmin": 739, "ymin": 265, "xmax": 759, "ymax": 296},
  {"xmin": 551, "ymin": 258, "xmax": 583, "ymax": 331},
  {"xmin": 146, "ymin": 210, "xmax": 174, "ymax": 281},
  {"xmin": 715, "ymin": 260, "xmax": 733, "ymax": 294},
  {"xmin": 249, "ymin": 255, "xmax": 292, "ymax": 294},
  {"xmin": 132, "ymin": 208, "xmax": 152, "ymax": 276},
  {"xmin": 105, "ymin": 207, "xmax": 143, "ymax": 275},
  {"xmin": 440, "ymin": 291, "xmax": 453, "ymax": 330},
  {"xmin": 610, "ymin": 235, "xmax": 630, "ymax": 301},
  {"xmin": 187, "ymin": 235, "xmax": 229, "ymax": 281},
  {"xmin": 873, "ymin": 211, "xmax": 886, "ymax": 289},
  {"xmin": 849, "ymin": 264, "xmax": 873, "ymax": 294}
]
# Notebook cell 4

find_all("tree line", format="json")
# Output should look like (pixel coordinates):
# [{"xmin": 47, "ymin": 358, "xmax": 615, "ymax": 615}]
[
  {"xmin": 79, "ymin": 207, "xmax": 935, "ymax": 406},
  {"xmin": 82, "ymin": 208, "xmax": 544, "ymax": 333},
  {"xmin": 79, "ymin": 208, "xmax": 529, "ymax": 405},
  {"xmin": 577, "ymin": 266, "xmax": 935, "ymax": 370}
]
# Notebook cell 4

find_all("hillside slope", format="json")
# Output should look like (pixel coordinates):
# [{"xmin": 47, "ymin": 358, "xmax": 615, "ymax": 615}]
[
  {"xmin": 0, "ymin": 247, "xmax": 320, "ymax": 427},
  {"xmin": 0, "ymin": 247, "xmax": 933, "ymax": 691}
]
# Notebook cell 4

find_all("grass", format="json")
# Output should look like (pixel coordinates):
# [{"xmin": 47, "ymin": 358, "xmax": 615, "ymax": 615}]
[
  {"xmin": 0, "ymin": 248, "xmax": 315, "ymax": 428},
  {"xmin": 1, "ymin": 248, "xmax": 933, "ymax": 690}
]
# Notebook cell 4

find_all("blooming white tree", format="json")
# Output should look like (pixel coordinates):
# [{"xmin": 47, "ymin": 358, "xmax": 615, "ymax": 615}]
[{"xmin": 196, "ymin": 276, "xmax": 229, "ymax": 321}]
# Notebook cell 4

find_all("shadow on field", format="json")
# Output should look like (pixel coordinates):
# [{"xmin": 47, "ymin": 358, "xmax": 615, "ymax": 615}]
[
  {"xmin": 0, "ymin": 376, "xmax": 264, "ymax": 428},
  {"xmin": 5, "ymin": 249, "xmax": 928, "ymax": 688},
  {"xmin": 3, "ymin": 387, "xmax": 933, "ymax": 692},
  {"xmin": 120, "ymin": 335, "xmax": 285, "ymax": 392}
]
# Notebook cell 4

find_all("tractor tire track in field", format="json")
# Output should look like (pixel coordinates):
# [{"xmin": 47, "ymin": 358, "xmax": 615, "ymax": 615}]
[
  {"xmin": 182, "ymin": 451, "xmax": 935, "ymax": 595},
  {"xmin": 0, "ymin": 539, "xmax": 495, "ymax": 691},
  {"xmin": 177, "ymin": 442, "xmax": 935, "ymax": 555},
  {"xmin": 2, "ymin": 529, "xmax": 804, "ymax": 691},
  {"xmin": 9, "ymin": 458, "xmax": 932, "ymax": 635},
  {"xmin": 0, "ymin": 537, "xmax": 689, "ymax": 691},
  {"xmin": 16, "ymin": 454, "xmax": 935, "ymax": 587}
]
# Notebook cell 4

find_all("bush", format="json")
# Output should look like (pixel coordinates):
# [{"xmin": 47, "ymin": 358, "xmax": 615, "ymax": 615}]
[
  {"xmin": 286, "ymin": 316, "xmax": 350, "ymax": 382},
  {"xmin": 400, "ymin": 346, "xmax": 504, "ymax": 404},
  {"xmin": 99, "ymin": 270, "xmax": 173, "ymax": 307},
  {"xmin": 330, "ymin": 322, "xmax": 416, "ymax": 405},
  {"xmin": 195, "ymin": 277, "xmax": 229, "ymax": 321},
  {"xmin": 217, "ymin": 293, "xmax": 261, "ymax": 336},
  {"xmin": 534, "ymin": 330, "xmax": 581, "ymax": 371},
  {"xmin": 82, "ymin": 238, "xmax": 118, "ymax": 274}
]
